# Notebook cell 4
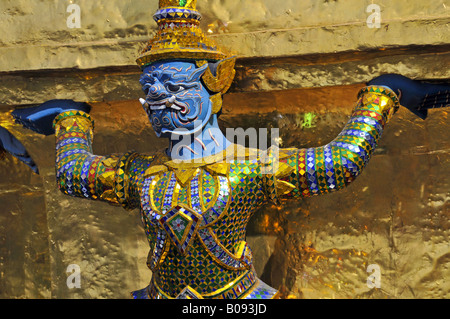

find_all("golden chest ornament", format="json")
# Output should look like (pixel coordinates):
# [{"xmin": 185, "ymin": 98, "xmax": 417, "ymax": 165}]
[{"xmin": 139, "ymin": 160, "xmax": 253, "ymax": 272}]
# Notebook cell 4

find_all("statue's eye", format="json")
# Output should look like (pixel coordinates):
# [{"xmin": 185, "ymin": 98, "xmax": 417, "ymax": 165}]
[
  {"xmin": 166, "ymin": 84, "xmax": 184, "ymax": 93},
  {"xmin": 142, "ymin": 83, "xmax": 151, "ymax": 94}
]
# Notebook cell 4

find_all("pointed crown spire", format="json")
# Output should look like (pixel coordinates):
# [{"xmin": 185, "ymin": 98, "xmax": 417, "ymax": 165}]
[{"xmin": 136, "ymin": 0, "xmax": 229, "ymax": 69}]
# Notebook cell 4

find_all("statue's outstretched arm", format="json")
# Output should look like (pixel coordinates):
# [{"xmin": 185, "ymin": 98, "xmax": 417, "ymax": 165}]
[
  {"xmin": 12, "ymin": 101, "xmax": 151, "ymax": 210},
  {"xmin": 268, "ymin": 75, "xmax": 449, "ymax": 202},
  {"xmin": 266, "ymin": 85, "xmax": 399, "ymax": 202},
  {"xmin": 54, "ymin": 110, "xmax": 156, "ymax": 210},
  {"xmin": 53, "ymin": 110, "xmax": 124, "ymax": 205}
]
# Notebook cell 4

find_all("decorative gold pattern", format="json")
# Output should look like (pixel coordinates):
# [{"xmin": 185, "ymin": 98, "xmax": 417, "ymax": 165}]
[
  {"xmin": 159, "ymin": 0, "xmax": 197, "ymax": 10},
  {"xmin": 196, "ymin": 57, "xmax": 237, "ymax": 94},
  {"xmin": 136, "ymin": 0, "xmax": 229, "ymax": 68},
  {"xmin": 210, "ymin": 94, "xmax": 223, "ymax": 114}
]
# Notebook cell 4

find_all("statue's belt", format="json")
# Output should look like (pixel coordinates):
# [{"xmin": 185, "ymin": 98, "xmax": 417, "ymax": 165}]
[{"xmin": 148, "ymin": 268, "xmax": 259, "ymax": 299}]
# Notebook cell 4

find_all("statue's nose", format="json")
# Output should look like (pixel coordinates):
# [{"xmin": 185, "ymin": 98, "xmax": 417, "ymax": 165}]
[{"xmin": 147, "ymin": 82, "xmax": 168, "ymax": 100}]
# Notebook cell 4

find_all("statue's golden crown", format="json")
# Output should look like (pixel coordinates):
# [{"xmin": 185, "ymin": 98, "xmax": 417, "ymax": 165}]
[{"xmin": 136, "ymin": 0, "xmax": 229, "ymax": 68}]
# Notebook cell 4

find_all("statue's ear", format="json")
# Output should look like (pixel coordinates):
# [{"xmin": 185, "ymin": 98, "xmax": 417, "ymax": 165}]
[
  {"xmin": 196, "ymin": 56, "xmax": 236, "ymax": 94},
  {"xmin": 187, "ymin": 63, "xmax": 208, "ymax": 83}
]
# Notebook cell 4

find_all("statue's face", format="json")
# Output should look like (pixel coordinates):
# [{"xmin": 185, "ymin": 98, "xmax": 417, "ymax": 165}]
[{"xmin": 140, "ymin": 61, "xmax": 212, "ymax": 138}]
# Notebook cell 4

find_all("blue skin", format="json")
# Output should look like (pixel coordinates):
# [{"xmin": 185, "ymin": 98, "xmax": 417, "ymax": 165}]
[
  {"xmin": 139, "ymin": 61, "xmax": 231, "ymax": 161},
  {"xmin": 0, "ymin": 126, "xmax": 39, "ymax": 174},
  {"xmin": 368, "ymin": 74, "xmax": 450, "ymax": 119}
]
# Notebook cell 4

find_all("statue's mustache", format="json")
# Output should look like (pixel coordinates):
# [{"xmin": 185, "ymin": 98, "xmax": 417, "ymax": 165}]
[
  {"xmin": 141, "ymin": 93, "xmax": 203, "ymax": 127},
  {"xmin": 140, "ymin": 97, "xmax": 188, "ymax": 114}
]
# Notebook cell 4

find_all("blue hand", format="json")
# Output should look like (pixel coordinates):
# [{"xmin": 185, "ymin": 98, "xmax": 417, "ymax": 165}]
[
  {"xmin": 0, "ymin": 126, "xmax": 39, "ymax": 174},
  {"xmin": 12, "ymin": 100, "xmax": 91, "ymax": 136},
  {"xmin": 368, "ymin": 74, "xmax": 450, "ymax": 120}
]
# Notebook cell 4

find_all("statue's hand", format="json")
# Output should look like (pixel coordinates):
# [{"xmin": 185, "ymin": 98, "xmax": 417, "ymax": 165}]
[
  {"xmin": 368, "ymin": 74, "xmax": 450, "ymax": 120},
  {"xmin": 0, "ymin": 126, "xmax": 39, "ymax": 174},
  {"xmin": 12, "ymin": 100, "xmax": 91, "ymax": 136}
]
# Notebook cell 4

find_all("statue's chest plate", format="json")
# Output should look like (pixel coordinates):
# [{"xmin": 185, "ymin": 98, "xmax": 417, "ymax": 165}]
[
  {"xmin": 139, "ymin": 167, "xmax": 253, "ymax": 271},
  {"xmin": 140, "ymin": 169, "xmax": 230, "ymax": 228}
]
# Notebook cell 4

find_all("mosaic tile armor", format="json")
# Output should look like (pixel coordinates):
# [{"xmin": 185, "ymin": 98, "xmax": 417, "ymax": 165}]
[
  {"xmin": 53, "ymin": 85, "xmax": 400, "ymax": 299},
  {"xmin": 5, "ymin": 0, "xmax": 449, "ymax": 301}
]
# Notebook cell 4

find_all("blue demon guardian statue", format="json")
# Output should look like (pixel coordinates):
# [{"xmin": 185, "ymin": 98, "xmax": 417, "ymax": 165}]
[{"xmin": 6, "ymin": 0, "xmax": 450, "ymax": 299}]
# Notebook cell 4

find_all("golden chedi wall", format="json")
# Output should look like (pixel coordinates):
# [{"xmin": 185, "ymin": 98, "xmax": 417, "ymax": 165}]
[{"xmin": 0, "ymin": 0, "xmax": 449, "ymax": 299}]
